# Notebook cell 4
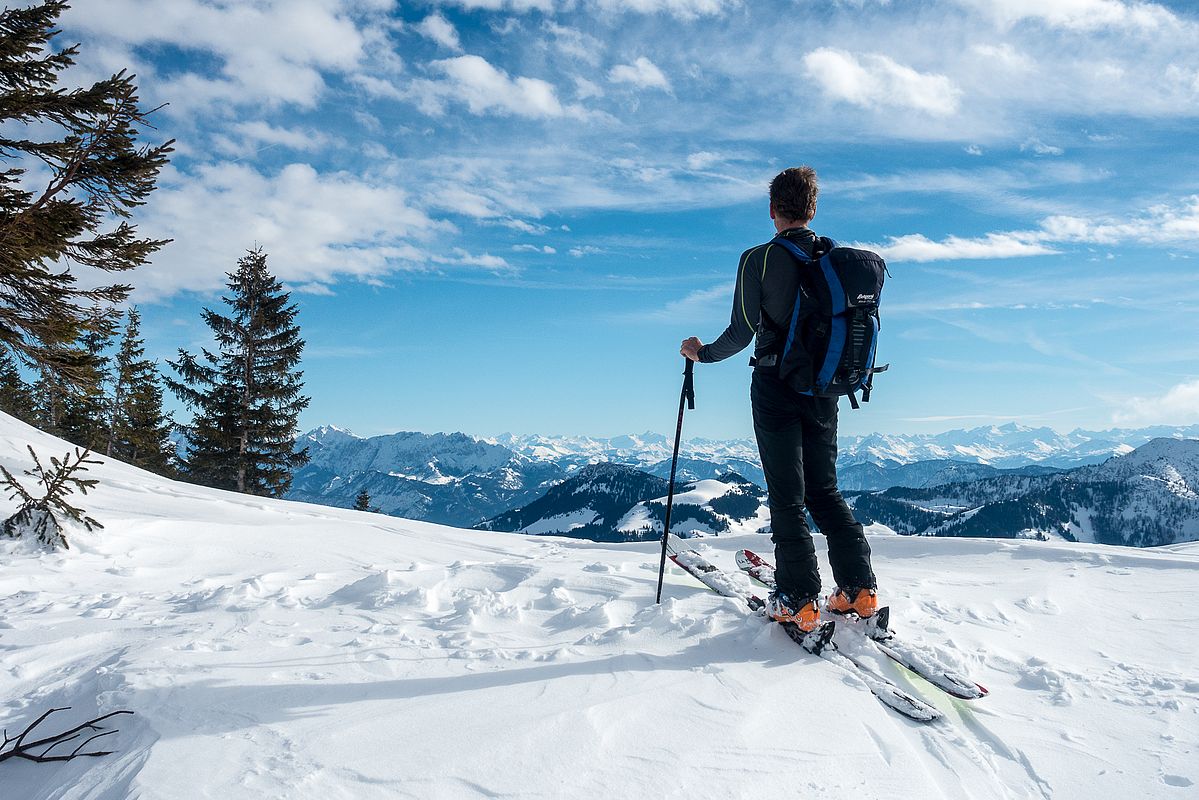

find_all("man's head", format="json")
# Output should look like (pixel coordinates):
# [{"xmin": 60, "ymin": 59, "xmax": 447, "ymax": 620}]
[{"xmin": 769, "ymin": 166, "xmax": 818, "ymax": 228}]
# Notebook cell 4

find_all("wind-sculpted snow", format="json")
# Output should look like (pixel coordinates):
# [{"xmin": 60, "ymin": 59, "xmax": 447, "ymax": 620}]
[{"xmin": 2, "ymin": 411, "xmax": 1198, "ymax": 798}]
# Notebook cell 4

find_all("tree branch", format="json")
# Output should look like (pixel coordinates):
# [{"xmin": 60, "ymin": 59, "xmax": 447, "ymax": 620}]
[{"xmin": 0, "ymin": 707, "xmax": 134, "ymax": 765}]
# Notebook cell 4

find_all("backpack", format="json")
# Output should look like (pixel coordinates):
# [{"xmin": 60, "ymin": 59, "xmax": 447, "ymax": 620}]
[{"xmin": 771, "ymin": 235, "xmax": 888, "ymax": 409}]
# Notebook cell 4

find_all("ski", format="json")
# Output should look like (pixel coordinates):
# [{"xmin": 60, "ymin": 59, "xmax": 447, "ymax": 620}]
[
  {"xmin": 857, "ymin": 608, "xmax": 990, "ymax": 700},
  {"xmin": 666, "ymin": 534, "xmax": 765, "ymax": 612},
  {"xmin": 819, "ymin": 645, "xmax": 942, "ymax": 722},
  {"xmin": 665, "ymin": 537, "xmax": 941, "ymax": 721},
  {"xmin": 735, "ymin": 548, "xmax": 989, "ymax": 701},
  {"xmin": 734, "ymin": 547, "xmax": 776, "ymax": 588}
]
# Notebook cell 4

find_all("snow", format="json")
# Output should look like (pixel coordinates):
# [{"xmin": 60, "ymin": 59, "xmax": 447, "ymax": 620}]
[
  {"xmin": 2, "ymin": 411, "xmax": 1198, "ymax": 799},
  {"xmin": 650, "ymin": 478, "xmax": 732, "ymax": 506},
  {"xmin": 519, "ymin": 508, "xmax": 598, "ymax": 534}
]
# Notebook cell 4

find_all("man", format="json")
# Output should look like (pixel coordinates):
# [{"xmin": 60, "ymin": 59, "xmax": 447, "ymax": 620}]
[{"xmin": 680, "ymin": 166, "xmax": 878, "ymax": 632}]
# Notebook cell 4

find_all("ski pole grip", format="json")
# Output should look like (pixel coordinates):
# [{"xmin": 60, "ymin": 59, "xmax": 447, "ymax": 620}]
[{"xmin": 683, "ymin": 358, "xmax": 695, "ymax": 410}]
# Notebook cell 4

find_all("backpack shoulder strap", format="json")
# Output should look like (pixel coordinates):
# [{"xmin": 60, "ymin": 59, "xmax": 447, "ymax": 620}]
[{"xmin": 772, "ymin": 234, "xmax": 813, "ymax": 263}]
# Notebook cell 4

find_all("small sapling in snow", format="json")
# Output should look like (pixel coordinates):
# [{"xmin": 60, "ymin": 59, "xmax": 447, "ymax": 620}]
[{"xmin": 1, "ymin": 446, "xmax": 104, "ymax": 550}]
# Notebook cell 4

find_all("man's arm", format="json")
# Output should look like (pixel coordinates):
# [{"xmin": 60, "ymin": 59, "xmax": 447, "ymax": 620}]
[{"xmin": 684, "ymin": 247, "xmax": 762, "ymax": 363}]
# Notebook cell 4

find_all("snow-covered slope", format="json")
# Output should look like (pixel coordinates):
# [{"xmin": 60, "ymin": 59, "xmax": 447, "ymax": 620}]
[
  {"xmin": 616, "ymin": 474, "xmax": 769, "ymax": 538},
  {"xmin": 477, "ymin": 462, "xmax": 667, "ymax": 540},
  {"xmin": 2, "ymin": 412, "xmax": 1197, "ymax": 799}
]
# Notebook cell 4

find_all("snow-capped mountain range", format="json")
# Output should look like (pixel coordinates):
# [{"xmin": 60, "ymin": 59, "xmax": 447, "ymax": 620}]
[
  {"xmin": 854, "ymin": 437, "xmax": 1199, "ymax": 547},
  {"xmin": 287, "ymin": 426, "xmax": 566, "ymax": 527},
  {"xmin": 495, "ymin": 422, "xmax": 1199, "ymax": 471},
  {"xmin": 287, "ymin": 422, "xmax": 1199, "ymax": 535}
]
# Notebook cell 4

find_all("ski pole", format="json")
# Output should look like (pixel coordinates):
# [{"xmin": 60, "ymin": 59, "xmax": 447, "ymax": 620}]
[{"xmin": 656, "ymin": 357, "xmax": 695, "ymax": 604}]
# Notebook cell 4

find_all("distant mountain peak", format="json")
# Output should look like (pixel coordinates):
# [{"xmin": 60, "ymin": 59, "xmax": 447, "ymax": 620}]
[{"xmin": 304, "ymin": 425, "xmax": 360, "ymax": 443}]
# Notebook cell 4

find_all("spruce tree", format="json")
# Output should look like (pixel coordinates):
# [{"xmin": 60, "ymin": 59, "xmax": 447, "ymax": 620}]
[
  {"xmin": 0, "ymin": 1, "xmax": 172, "ymax": 385},
  {"xmin": 31, "ymin": 345, "xmax": 73, "ymax": 434},
  {"xmin": 353, "ymin": 489, "xmax": 372, "ymax": 512},
  {"xmin": 57, "ymin": 304, "xmax": 115, "ymax": 449},
  {"xmin": 0, "ymin": 348, "xmax": 35, "ymax": 421},
  {"xmin": 167, "ymin": 248, "xmax": 310, "ymax": 497},
  {"xmin": 108, "ymin": 306, "xmax": 173, "ymax": 473}
]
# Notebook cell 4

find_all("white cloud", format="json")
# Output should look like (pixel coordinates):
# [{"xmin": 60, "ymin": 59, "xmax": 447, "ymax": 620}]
[
  {"xmin": 594, "ymin": 0, "xmax": 734, "ymax": 18},
  {"xmin": 862, "ymin": 194, "xmax": 1199, "ymax": 264},
  {"xmin": 134, "ymin": 162, "xmax": 454, "ymax": 300},
  {"xmin": 864, "ymin": 233, "xmax": 1059, "ymax": 262},
  {"xmin": 435, "ymin": 0, "xmax": 554, "ymax": 10},
  {"xmin": 685, "ymin": 151, "xmax": 725, "ymax": 170},
  {"xmin": 802, "ymin": 48, "xmax": 962, "ymax": 117},
  {"xmin": 213, "ymin": 121, "xmax": 335, "ymax": 158},
  {"xmin": 1113, "ymin": 378, "xmax": 1199, "ymax": 426},
  {"xmin": 608, "ymin": 57, "xmax": 672, "ymax": 91},
  {"xmin": 647, "ymin": 283, "xmax": 731, "ymax": 320},
  {"xmin": 1021, "ymin": 137, "xmax": 1065, "ymax": 155},
  {"xmin": 65, "ymin": 0, "xmax": 373, "ymax": 109},
  {"xmin": 427, "ymin": 184, "xmax": 505, "ymax": 218},
  {"xmin": 963, "ymin": 0, "xmax": 1180, "ymax": 32},
  {"xmin": 501, "ymin": 218, "xmax": 551, "ymax": 234},
  {"xmin": 574, "ymin": 76, "xmax": 606, "ymax": 99},
  {"xmin": 416, "ymin": 13, "xmax": 462, "ymax": 50},
  {"xmin": 1039, "ymin": 196, "xmax": 1199, "ymax": 246},
  {"xmin": 416, "ymin": 55, "xmax": 578, "ymax": 118},
  {"xmin": 569, "ymin": 245, "xmax": 604, "ymax": 257},
  {"xmin": 964, "ymin": 144, "xmax": 983, "ymax": 156},
  {"xmin": 544, "ymin": 22, "xmax": 604, "ymax": 65},
  {"xmin": 970, "ymin": 42, "xmax": 1035, "ymax": 72},
  {"xmin": 513, "ymin": 244, "xmax": 557, "ymax": 253},
  {"xmin": 438, "ymin": 248, "xmax": 513, "ymax": 271}
]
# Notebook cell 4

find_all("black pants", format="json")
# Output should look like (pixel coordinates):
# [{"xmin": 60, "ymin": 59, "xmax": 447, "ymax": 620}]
[{"xmin": 751, "ymin": 370, "xmax": 876, "ymax": 599}]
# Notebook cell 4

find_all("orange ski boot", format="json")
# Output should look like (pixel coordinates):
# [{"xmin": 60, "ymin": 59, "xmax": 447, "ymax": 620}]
[
  {"xmin": 766, "ymin": 591, "xmax": 822, "ymax": 632},
  {"xmin": 827, "ymin": 586, "xmax": 879, "ymax": 618}
]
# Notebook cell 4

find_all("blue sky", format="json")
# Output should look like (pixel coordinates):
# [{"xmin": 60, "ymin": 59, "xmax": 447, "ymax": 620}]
[{"xmin": 55, "ymin": 0, "xmax": 1199, "ymax": 440}]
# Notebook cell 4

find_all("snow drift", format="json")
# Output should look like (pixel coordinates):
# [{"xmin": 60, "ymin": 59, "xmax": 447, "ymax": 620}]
[{"xmin": 1, "ymin": 411, "xmax": 1196, "ymax": 799}]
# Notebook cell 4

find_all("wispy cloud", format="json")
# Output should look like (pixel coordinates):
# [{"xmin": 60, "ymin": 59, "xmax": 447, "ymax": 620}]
[
  {"xmin": 608, "ymin": 57, "xmax": 672, "ymax": 91},
  {"xmin": 962, "ymin": 0, "xmax": 1183, "ymax": 32},
  {"xmin": 629, "ymin": 283, "xmax": 732, "ymax": 322},
  {"xmin": 1113, "ymin": 378, "xmax": 1199, "ymax": 426},
  {"xmin": 862, "ymin": 233, "xmax": 1057, "ymax": 262},
  {"xmin": 595, "ymin": 0, "xmax": 735, "ymax": 19},
  {"xmin": 863, "ymin": 195, "xmax": 1199, "ymax": 263},
  {"xmin": 416, "ymin": 14, "xmax": 463, "ymax": 51}
]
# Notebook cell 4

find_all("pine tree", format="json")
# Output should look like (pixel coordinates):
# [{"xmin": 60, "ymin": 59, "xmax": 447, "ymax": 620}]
[
  {"xmin": 0, "ymin": 1, "xmax": 172, "ymax": 385},
  {"xmin": 108, "ymin": 306, "xmax": 173, "ymax": 473},
  {"xmin": 57, "ymin": 305, "xmax": 116, "ymax": 450},
  {"xmin": 353, "ymin": 489, "xmax": 372, "ymax": 512},
  {"xmin": 31, "ymin": 345, "xmax": 73, "ymax": 434},
  {"xmin": 167, "ymin": 248, "xmax": 310, "ymax": 497},
  {"xmin": 0, "ymin": 348, "xmax": 35, "ymax": 421}
]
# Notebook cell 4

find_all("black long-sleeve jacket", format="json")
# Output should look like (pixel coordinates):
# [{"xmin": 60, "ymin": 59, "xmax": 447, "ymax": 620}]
[{"xmin": 696, "ymin": 227, "xmax": 817, "ymax": 364}]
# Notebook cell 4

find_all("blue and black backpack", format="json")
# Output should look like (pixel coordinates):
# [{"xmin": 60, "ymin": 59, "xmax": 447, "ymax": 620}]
[{"xmin": 771, "ymin": 235, "xmax": 889, "ymax": 409}]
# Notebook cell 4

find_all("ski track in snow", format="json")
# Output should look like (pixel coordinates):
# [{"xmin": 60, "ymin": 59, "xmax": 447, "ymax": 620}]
[{"xmin": 2, "ymin": 414, "xmax": 1198, "ymax": 799}]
